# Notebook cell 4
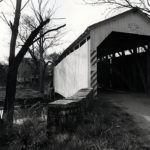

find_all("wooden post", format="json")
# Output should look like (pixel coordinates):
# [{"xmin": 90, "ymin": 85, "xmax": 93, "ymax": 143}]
[
  {"xmin": 133, "ymin": 47, "xmax": 146, "ymax": 92},
  {"xmin": 122, "ymin": 51, "xmax": 125, "ymax": 56},
  {"xmin": 118, "ymin": 52, "xmax": 122, "ymax": 57}
]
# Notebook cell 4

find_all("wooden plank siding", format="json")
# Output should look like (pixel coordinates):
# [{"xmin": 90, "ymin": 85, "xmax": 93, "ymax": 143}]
[
  {"xmin": 54, "ymin": 8, "xmax": 150, "ymax": 97},
  {"xmin": 90, "ymin": 8, "xmax": 150, "ymax": 95}
]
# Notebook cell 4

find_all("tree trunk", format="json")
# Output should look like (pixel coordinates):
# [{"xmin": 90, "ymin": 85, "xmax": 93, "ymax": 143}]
[
  {"xmin": 40, "ymin": 64, "xmax": 44, "ymax": 93},
  {"xmin": 2, "ymin": 0, "xmax": 50, "ymax": 126},
  {"xmin": 3, "ymin": 62, "xmax": 18, "ymax": 127},
  {"xmin": 3, "ymin": 0, "xmax": 22, "ymax": 127},
  {"xmin": 40, "ymin": 63, "xmax": 47, "ymax": 94},
  {"xmin": 39, "ymin": 30, "xmax": 44, "ymax": 93}
]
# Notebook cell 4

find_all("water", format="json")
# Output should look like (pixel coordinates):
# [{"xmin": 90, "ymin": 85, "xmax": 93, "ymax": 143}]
[
  {"xmin": 0, "ymin": 109, "xmax": 3, "ymax": 119},
  {"xmin": 0, "ymin": 106, "xmax": 47, "ymax": 124}
]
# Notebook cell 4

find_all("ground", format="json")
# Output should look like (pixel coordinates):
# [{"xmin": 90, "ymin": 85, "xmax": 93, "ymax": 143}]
[
  {"xmin": 0, "ymin": 87, "xmax": 49, "ymax": 108},
  {"xmin": 0, "ymin": 88, "xmax": 42, "ymax": 101},
  {"xmin": 101, "ymin": 91, "xmax": 150, "ymax": 141},
  {"xmin": 1, "ymin": 90, "xmax": 150, "ymax": 149}
]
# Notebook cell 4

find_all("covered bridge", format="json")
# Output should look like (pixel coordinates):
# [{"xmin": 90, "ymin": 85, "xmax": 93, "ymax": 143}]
[{"xmin": 54, "ymin": 8, "xmax": 150, "ymax": 97}]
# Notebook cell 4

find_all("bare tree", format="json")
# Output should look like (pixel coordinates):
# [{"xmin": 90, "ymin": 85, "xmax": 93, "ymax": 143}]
[
  {"xmin": 1, "ymin": 0, "xmax": 65, "ymax": 127},
  {"xmin": 83, "ymin": 0, "xmax": 150, "ymax": 15},
  {"xmin": 19, "ymin": 0, "xmax": 65, "ymax": 93}
]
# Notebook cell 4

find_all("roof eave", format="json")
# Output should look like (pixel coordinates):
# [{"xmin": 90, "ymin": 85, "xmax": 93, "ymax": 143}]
[
  {"xmin": 55, "ymin": 7, "xmax": 150, "ymax": 67},
  {"xmin": 54, "ymin": 28, "xmax": 90, "ymax": 66}
]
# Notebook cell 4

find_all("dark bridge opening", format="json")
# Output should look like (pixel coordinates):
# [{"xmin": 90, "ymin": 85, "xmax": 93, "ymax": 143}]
[{"xmin": 97, "ymin": 31, "xmax": 150, "ymax": 93}]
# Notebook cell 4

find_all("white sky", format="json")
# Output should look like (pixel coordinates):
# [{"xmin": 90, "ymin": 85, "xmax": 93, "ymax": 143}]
[{"xmin": 0, "ymin": 0, "xmax": 116, "ymax": 63}]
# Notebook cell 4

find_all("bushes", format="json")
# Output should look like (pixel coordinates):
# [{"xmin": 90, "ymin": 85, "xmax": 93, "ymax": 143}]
[
  {"xmin": 0, "ymin": 119, "xmax": 17, "ymax": 147},
  {"xmin": 11, "ymin": 119, "xmax": 48, "ymax": 150}
]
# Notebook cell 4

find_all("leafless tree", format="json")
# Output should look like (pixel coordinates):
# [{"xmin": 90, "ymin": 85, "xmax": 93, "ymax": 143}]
[
  {"xmin": 0, "ymin": 0, "xmax": 65, "ymax": 127},
  {"xmin": 19, "ymin": 0, "xmax": 65, "ymax": 93},
  {"xmin": 83, "ymin": 0, "xmax": 150, "ymax": 16}
]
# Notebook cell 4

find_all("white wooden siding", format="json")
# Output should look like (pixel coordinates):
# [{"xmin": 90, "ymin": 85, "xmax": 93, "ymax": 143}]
[
  {"xmin": 89, "ymin": 12, "xmax": 150, "ymax": 96},
  {"xmin": 54, "ymin": 40, "xmax": 90, "ymax": 97},
  {"xmin": 90, "ymin": 12, "xmax": 150, "ymax": 51}
]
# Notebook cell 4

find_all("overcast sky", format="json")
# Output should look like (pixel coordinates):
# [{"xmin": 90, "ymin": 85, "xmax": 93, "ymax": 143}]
[{"xmin": 0, "ymin": 0, "xmax": 117, "ymax": 63}]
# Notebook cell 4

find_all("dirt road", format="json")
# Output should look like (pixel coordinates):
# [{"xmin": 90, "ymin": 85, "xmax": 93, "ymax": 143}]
[{"xmin": 101, "ymin": 91, "xmax": 150, "ymax": 140}]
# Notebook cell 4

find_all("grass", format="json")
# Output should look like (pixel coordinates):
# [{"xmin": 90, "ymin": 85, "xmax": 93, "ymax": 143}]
[
  {"xmin": 1, "ymin": 96, "xmax": 150, "ymax": 150},
  {"xmin": 0, "ymin": 88, "xmax": 42, "ymax": 101},
  {"xmin": 75, "ymin": 97, "xmax": 150, "ymax": 150},
  {"xmin": 0, "ymin": 88, "xmax": 49, "ymax": 107}
]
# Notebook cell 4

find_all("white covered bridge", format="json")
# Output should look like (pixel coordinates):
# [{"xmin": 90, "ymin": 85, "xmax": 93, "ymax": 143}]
[{"xmin": 54, "ymin": 8, "xmax": 150, "ymax": 98}]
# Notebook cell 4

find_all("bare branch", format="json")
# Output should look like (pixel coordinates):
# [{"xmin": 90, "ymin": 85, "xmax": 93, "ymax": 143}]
[
  {"xmin": 33, "ymin": 24, "xmax": 66, "ymax": 43},
  {"xmin": 21, "ymin": 0, "xmax": 30, "ymax": 11},
  {"xmin": 31, "ymin": 0, "xmax": 41, "ymax": 23},
  {"xmin": 28, "ymin": 47, "xmax": 39, "ymax": 64},
  {"xmin": 83, "ymin": 0, "xmax": 150, "ymax": 15},
  {"xmin": 15, "ymin": 18, "xmax": 50, "ymax": 65},
  {"xmin": 17, "ymin": 0, "xmax": 66, "ymax": 94},
  {"xmin": 9, "ymin": 0, "xmax": 15, "ymax": 10},
  {"xmin": 0, "ymin": 12, "xmax": 11, "ymax": 28},
  {"xmin": 146, "ymin": 0, "xmax": 150, "ymax": 6}
]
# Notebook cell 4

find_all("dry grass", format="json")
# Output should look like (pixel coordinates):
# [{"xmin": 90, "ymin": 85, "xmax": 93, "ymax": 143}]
[
  {"xmin": 74, "ymin": 97, "xmax": 150, "ymax": 150},
  {"xmin": 1, "ymin": 96, "xmax": 150, "ymax": 150},
  {"xmin": 0, "ymin": 88, "xmax": 41, "ymax": 101}
]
